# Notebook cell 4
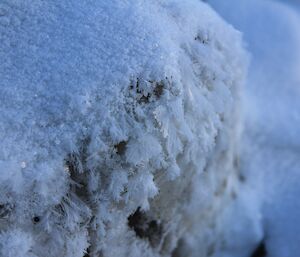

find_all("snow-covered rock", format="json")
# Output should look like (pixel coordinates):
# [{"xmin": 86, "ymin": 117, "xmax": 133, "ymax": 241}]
[{"xmin": 0, "ymin": 1, "xmax": 247, "ymax": 256}]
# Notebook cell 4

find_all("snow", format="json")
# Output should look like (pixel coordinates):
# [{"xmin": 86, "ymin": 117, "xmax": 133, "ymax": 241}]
[
  {"xmin": 0, "ymin": 1, "xmax": 247, "ymax": 257},
  {"xmin": 0, "ymin": 229, "xmax": 34, "ymax": 257},
  {"xmin": 209, "ymin": 0, "xmax": 300, "ymax": 256}
]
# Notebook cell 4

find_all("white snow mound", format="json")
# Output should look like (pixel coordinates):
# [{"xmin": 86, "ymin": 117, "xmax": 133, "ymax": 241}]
[{"xmin": 0, "ymin": 1, "xmax": 247, "ymax": 256}]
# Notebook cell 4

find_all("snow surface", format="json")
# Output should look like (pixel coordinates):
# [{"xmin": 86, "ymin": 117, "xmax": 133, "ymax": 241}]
[
  {"xmin": 0, "ymin": 1, "xmax": 247, "ymax": 257},
  {"xmin": 209, "ymin": 0, "xmax": 300, "ymax": 256}
]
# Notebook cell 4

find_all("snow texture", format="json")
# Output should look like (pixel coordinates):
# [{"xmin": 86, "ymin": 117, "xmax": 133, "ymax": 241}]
[
  {"xmin": 0, "ymin": 1, "xmax": 247, "ymax": 257},
  {"xmin": 209, "ymin": 0, "xmax": 300, "ymax": 256}
]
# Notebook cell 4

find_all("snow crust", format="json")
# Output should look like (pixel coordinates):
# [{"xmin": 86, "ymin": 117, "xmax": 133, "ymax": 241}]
[
  {"xmin": 209, "ymin": 0, "xmax": 300, "ymax": 256},
  {"xmin": 0, "ymin": 0, "xmax": 248, "ymax": 256}
]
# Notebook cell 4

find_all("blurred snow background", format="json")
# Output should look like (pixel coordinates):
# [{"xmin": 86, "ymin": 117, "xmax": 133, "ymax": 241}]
[{"xmin": 208, "ymin": 0, "xmax": 300, "ymax": 256}]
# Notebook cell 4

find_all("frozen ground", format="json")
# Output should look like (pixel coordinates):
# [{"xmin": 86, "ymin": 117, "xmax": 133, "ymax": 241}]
[{"xmin": 209, "ymin": 0, "xmax": 300, "ymax": 256}]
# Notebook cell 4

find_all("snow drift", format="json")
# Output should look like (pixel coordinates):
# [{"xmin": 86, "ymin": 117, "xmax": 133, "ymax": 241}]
[
  {"xmin": 0, "ymin": 1, "xmax": 247, "ymax": 256},
  {"xmin": 209, "ymin": 0, "xmax": 300, "ymax": 256}
]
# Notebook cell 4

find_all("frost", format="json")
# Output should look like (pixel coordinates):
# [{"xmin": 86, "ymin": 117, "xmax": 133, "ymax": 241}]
[
  {"xmin": 0, "ymin": 0, "xmax": 247, "ymax": 256},
  {"xmin": 0, "ymin": 229, "xmax": 34, "ymax": 257}
]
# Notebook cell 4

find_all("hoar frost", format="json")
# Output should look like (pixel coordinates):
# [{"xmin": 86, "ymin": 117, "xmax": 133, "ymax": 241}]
[{"xmin": 0, "ymin": 1, "xmax": 247, "ymax": 256}]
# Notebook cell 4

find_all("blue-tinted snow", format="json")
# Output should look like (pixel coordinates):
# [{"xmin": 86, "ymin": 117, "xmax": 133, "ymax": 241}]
[
  {"xmin": 0, "ymin": 1, "xmax": 247, "ymax": 256},
  {"xmin": 209, "ymin": 0, "xmax": 300, "ymax": 256}
]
